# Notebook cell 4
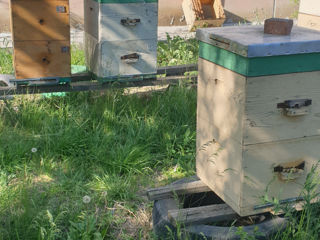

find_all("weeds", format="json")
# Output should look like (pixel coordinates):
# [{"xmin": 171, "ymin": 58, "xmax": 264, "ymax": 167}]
[
  {"xmin": 0, "ymin": 85, "xmax": 196, "ymax": 239},
  {"xmin": 158, "ymin": 34, "xmax": 199, "ymax": 67},
  {"xmin": 0, "ymin": 48, "xmax": 13, "ymax": 74}
]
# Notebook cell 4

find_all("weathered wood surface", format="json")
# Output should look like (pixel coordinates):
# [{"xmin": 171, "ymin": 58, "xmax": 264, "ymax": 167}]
[
  {"xmin": 84, "ymin": 0, "xmax": 158, "ymax": 79},
  {"xmin": 168, "ymin": 204, "xmax": 237, "ymax": 226},
  {"xmin": 182, "ymin": 0, "xmax": 225, "ymax": 31},
  {"xmin": 196, "ymin": 58, "xmax": 245, "ymax": 215},
  {"xmin": 196, "ymin": 59, "xmax": 320, "ymax": 216},
  {"xmin": 100, "ymin": 3, "xmax": 158, "ymax": 42},
  {"xmin": 157, "ymin": 63, "xmax": 198, "ymax": 76},
  {"xmin": 241, "ymin": 135, "xmax": 320, "ymax": 216},
  {"xmin": 11, "ymin": 0, "xmax": 70, "ymax": 41},
  {"xmin": 147, "ymin": 180, "xmax": 211, "ymax": 201},
  {"xmin": 13, "ymin": 40, "xmax": 71, "ymax": 79},
  {"xmin": 99, "ymin": 39, "xmax": 157, "ymax": 77},
  {"xmin": 244, "ymin": 70, "xmax": 320, "ymax": 145}
]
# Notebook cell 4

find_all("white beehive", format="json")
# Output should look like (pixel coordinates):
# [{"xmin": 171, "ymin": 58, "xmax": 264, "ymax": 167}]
[
  {"xmin": 84, "ymin": 0, "xmax": 158, "ymax": 81},
  {"xmin": 196, "ymin": 25, "xmax": 320, "ymax": 216}
]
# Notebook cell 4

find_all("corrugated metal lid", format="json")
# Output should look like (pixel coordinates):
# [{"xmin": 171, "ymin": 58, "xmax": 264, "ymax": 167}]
[{"xmin": 196, "ymin": 25, "xmax": 320, "ymax": 58}]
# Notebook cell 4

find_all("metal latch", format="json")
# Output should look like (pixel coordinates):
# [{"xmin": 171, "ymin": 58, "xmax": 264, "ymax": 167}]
[
  {"xmin": 121, "ymin": 53, "xmax": 140, "ymax": 64},
  {"xmin": 56, "ymin": 6, "xmax": 67, "ymax": 13},
  {"xmin": 120, "ymin": 18, "xmax": 141, "ymax": 26},
  {"xmin": 277, "ymin": 99, "xmax": 312, "ymax": 116}
]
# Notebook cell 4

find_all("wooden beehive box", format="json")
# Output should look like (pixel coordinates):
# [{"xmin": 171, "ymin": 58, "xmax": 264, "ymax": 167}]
[
  {"xmin": 182, "ymin": 0, "xmax": 225, "ymax": 31},
  {"xmin": 298, "ymin": 0, "xmax": 320, "ymax": 31},
  {"xmin": 84, "ymin": 0, "xmax": 158, "ymax": 82},
  {"xmin": 10, "ymin": 0, "xmax": 71, "ymax": 79},
  {"xmin": 196, "ymin": 25, "xmax": 320, "ymax": 216}
]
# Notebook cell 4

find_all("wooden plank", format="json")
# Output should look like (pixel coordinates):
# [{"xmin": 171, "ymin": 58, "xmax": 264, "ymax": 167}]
[
  {"xmin": 244, "ymin": 70, "xmax": 320, "ymax": 145},
  {"xmin": 11, "ymin": 0, "xmax": 70, "ymax": 41},
  {"xmin": 99, "ymin": 39, "xmax": 157, "ymax": 77},
  {"xmin": 196, "ymin": 59, "xmax": 245, "ymax": 215},
  {"xmin": 13, "ymin": 40, "xmax": 71, "ymax": 79},
  {"xmin": 147, "ymin": 180, "xmax": 211, "ymax": 201},
  {"xmin": 168, "ymin": 204, "xmax": 237, "ymax": 226},
  {"xmin": 182, "ymin": 0, "xmax": 225, "ymax": 31},
  {"xmin": 241, "ymin": 135, "xmax": 320, "ymax": 216},
  {"xmin": 157, "ymin": 64, "xmax": 198, "ymax": 76}
]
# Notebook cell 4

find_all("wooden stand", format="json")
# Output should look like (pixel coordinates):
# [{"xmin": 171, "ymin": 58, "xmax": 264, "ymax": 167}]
[
  {"xmin": 147, "ymin": 178, "xmax": 238, "ymax": 226},
  {"xmin": 182, "ymin": 0, "xmax": 225, "ymax": 31}
]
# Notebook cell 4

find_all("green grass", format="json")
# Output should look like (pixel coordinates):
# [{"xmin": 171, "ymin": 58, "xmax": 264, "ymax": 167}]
[
  {"xmin": 1, "ymin": 36, "xmax": 320, "ymax": 240},
  {"xmin": 0, "ymin": 36, "xmax": 198, "ymax": 239},
  {"xmin": 158, "ymin": 34, "xmax": 199, "ymax": 67},
  {"xmin": 0, "ymin": 48, "xmax": 13, "ymax": 75},
  {"xmin": 0, "ymin": 87, "xmax": 197, "ymax": 239}
]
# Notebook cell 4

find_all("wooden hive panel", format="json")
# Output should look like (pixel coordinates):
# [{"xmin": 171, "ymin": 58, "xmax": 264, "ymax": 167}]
[
  {"xmin": 10, "ymin": 0, "xmax": 70, "ymax": 41},
  {"xmin": 196, "ymin": 58, "xmax": 245, "ymax": 213},
  {"xmin": 244, "ymin": 71, "xmax": 320, "ymax": 145},
  {"xmin": 14, "ymin": 40, "xmax": 71, "ymax": 79}
]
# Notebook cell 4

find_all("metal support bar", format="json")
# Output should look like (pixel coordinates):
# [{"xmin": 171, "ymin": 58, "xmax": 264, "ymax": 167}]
[{"xmin": 0, "ymin": 64, "xmax": 198, "ymax": 96}]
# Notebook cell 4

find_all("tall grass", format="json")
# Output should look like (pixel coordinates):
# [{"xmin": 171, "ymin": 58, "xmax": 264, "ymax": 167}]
[
  {"xmin": 0, "ymin": 84, "xmax": 197, "ymax": 239},
  {"xmin": 0, "ymin": 48, "xmax": 13, "ymax": 74}
]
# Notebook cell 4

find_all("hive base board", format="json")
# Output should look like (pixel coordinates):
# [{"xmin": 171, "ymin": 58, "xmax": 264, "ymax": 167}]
[{"xmin": 0, "ymin": 64, "xmax": 198, "ymax": 95}]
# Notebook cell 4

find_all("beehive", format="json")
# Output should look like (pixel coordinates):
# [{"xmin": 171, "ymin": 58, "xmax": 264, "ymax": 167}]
[
  {"xmin": 182, "ymin": 0, "xmax": 225, "ymax": 31},
  {"xmin": 84, "ymin": 0, "xmax": 158, "ymax": 81},
  {"xmin": 196, "ymin": 25, "xmax": 320, "ymax": 216},
  {"xmin": 298, "ymin": 0, "xmax": 320, "ymax": 31},
  {"xmin": 10, "ymin": 0, "xmax": 71, "ymax": 79}
]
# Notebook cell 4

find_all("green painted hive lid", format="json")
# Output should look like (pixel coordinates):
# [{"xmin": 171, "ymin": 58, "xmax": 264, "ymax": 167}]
[{"xmin": 196, "ymin": 25, "xmax": 320, "ymax": 58}]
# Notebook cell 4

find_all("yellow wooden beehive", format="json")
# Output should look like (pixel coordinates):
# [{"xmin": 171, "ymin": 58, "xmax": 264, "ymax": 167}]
[
  {"xmin": 10, "ymin": 0, "xmax": 71, "ymax": 79},
  {"xmin": 196, "ymin": 25, "xmax": 320, "ymax": 216}
]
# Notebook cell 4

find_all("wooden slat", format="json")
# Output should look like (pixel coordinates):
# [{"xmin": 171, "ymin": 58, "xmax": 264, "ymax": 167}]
[
  {"xmin": 168, "ymin": 204, "xmax": 238, "ymax": 226},
  {"xmin": 157, "ymin": 64, "xmax": 198, "ymax": 76},
  {"xmin": 147, "ymin": 180, "xmax": 211, "ymax": 201}
]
